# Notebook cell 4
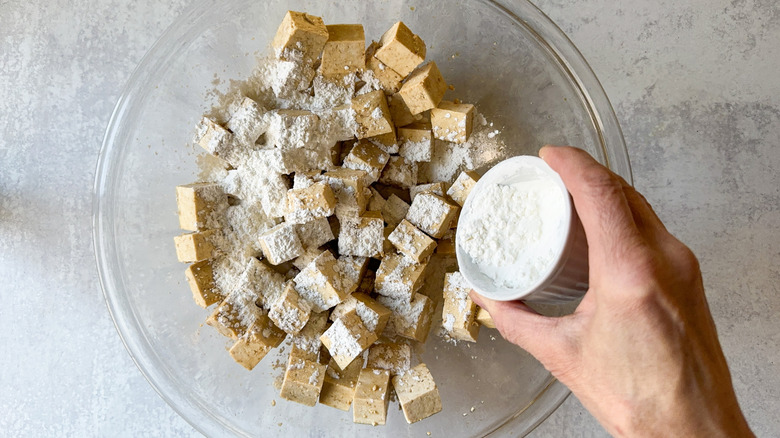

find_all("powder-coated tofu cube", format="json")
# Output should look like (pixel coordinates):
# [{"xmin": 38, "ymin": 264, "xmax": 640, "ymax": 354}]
[
  {"xmin": 353, "ymin": 368, "xmax": 392, "ymax": 426},
  {"xmin": 259, "ymin": 222, "xmax": 304, "ymax": 265},
  {"xmin": 435, "ymin": 229, "xmax": 456, "ymax": 255},
  {"xmin": 176, "ymin": 182, "xmax": 225, "ymax": 231},
  {"xmin": 476, "ymin": 307, "xmax": 496, "ymax": 329},
  {"xmin": 368, "ymin": 130, "xmax": 399, "ymax": 154},
  {"xmin": 406, "ymin": 193, "xmax": 459, "ymax": 239},
  {"xmin": 319, "ymin": 168, "xmax": 368, "ymax": 218},
  {"xmin": 320, "ymin": 24, "xmax": 365, "ymax": 78},
  {"xmin": 365, "ymin": 42, "xmax": 403, "ymax": 94},
  {"xmin": 367, "ymin": 187, "xmax": 386, "ymax": 212},
  {"xmin": 388, "ymin": 219, "xmax": 437, "ymax": 263},
  {"xmin": 293, "ymin": 170, "xmax": 321, "ymax": 189},
  {"xmin": 381, "ymin": 194, "xmax": 410, "ymax": 227},
  {"xmin": 294, "ymin": 217, "xmax": 335, "ymax": 250},
  {"xmin": 265, "ymin": 109, "xmax": 320, "ymax": 150},
  {"xmin": 319, "ymin": 357, "xmax": 363, "ymax": 411},
  {"xmin": 271, "ymin": 11, "xmax": 329, "ymax": 61},
  {"xmin": 398, "ymin": 62, "xmax": 447, "ymax": 115},
  {"xmin": 391, "ymin": 363, "xmax": 442, "ymax": 423},
  {"xmin": 320, "ymin": 309, "xmax": 377, "ymax": 369},
  {"xmin": 431, "ymin": 101, "xmax": 475, "ymax": 144},
  {"xmin": 284, "ymin": 182, "xmax": 336, "ymax": 224},
  {"xmin": 375, "ymin": 253, "xmax": 427, "ymax": 301},
  {"xmin": 333, "ymin": 255, "xmax": 369, "ymax": 295},
  {"xmin": 442, "ymin": 272, "xmax": 480, "ymax": 342},
  {"xmin": 329, "ymin": 295, "xmax": 358, "ymax": 322},
  {"xmin": 378, "ymin": 293, "xmax": 434, "ymax": 343},
  {"xmin": 174, "ymin": 230, "xmax": 217, "ymax": 263},
  {"xmin": 226, "ymin": 96, "xmax": 267, "ymax": 146},
  {"xmin": 352, "ymin": 90, "xmax": 394, "ymax": 139},
  {"xmin": 194, "ymin": 117, "xmax": 237, "ymax": 164},
  {"xmin": 235, "ymin": 257, "xmax": 288, "ymax": 309},
  {"xmin": 279, "ymin": 353, "xmax": 328, "ymax": 406},
  {"xmin": 352, "ymin": 292, "xmax": 392, "ymax": 335},
  {"xmin": 256, "ymin": 171, "xmax": 291, "ymax": 219},
  {"xmin": 409, "ymin": 182, "xmax": 445, "ymax": 202},
  {"xmin": 338, "ymin": 212, "xmax": 384, "ymax": 258},
  {"xmin": 379, "ymin": 156, "xmax": 417, "ymax": 188},
  {"xmin": 228, "ymin": 313, "xmax": 287, "ymax": 370},
  {"xmin": 398, "ymin": 123, "xmax": 433, "ymax": 163},
  {"xmin": 447, "ymin": 170, "xmax": 480, "ymax": 206},
  {"xmin": 293, "ymin": 250, "xmax": 346, "ymax": 312},
  {"xmin": 268, "ymin": 283, "xmax": 312, "ymax": 335},
  {"xmin": 388, "ymin": 93, "xmax": 422, "ymax": 128},
  {"xmin": 374, "ymin": 22, "xmax": 426, "ymax": 77},
  {"xmin": 342, "ymin": 139, "xmax": 390, "ymax": 185},
  {"xmin": 367, "ymin": 341, "xmax": 411, "ymax": 376},
  {"xmin": 291, "ymin": 312, "xmax": 330, "ymax": 360},
  {"xmin": 185, "ymin": 260, "xmax": 222, "ymax": 308}
]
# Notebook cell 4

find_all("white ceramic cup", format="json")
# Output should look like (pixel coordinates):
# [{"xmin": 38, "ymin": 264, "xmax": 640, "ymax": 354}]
[{"xmin": 456, "ymin": 156, "xmax": 589, "ymax": 303}]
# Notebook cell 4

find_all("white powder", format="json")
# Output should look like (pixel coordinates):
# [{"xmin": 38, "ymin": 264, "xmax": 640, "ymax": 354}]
[
  {"xmin": 459, "ymin": 177, "xmax": 566, "ymax": 289},
  {"xmin": 325, "ymin": 318, "xmax": 362, "ymax": 358}
]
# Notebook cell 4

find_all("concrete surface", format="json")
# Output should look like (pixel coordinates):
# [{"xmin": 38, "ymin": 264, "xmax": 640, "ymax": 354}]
[{"xmin": 1, "ymin": 0, "xmax": 777, "ymax": 436}]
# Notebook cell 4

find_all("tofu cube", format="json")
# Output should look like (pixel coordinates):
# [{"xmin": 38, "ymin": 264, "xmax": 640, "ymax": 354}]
[
  {"xmin": 293, "ymin": 246, "xmax": 324, "ymax": 270},
  {"xmin": 431, "ymin": 101, "xmax": 475, "ymax": 144},
  {"xmin": 446, "ymin": 170, "xmax": 480, "ymax": 206},
  {"xmin": 398, "ymin": 123, "xmax": 433, "ymax": 162},
  {"xmin": 284, "ymin": 182, "xmax": 336, "ymax": 224},
  {"xmin": 256, "ymin": 171, "xmax": 290, "ymax": 219},
  {"xmin": 367, "ymin": 342, "xmax": 412, "ymax": 376},
  {"xmin": 391, "ymin": 363, "xmax": 442, "ymax": 423},
  {"xmin": 293, "ymin": 250, "xmax": 346, "ymax": 312},
  {"xmin": 185, "ymin": 260, "xmax": 222, "ymax": 308},
  {"xmin": 367, "ymin": 187, "xmax": 386, "ymax": 212},
  {"xmin": 442, "ymin": 272, "xmax": 480, "ymax": 342},
  {"xmin": 365, "ymin": 42, "xmax": 403, "ymax": 94},
  {"xmin": 228, "ymin": 313, "xmax": 287, "ymax": 370},
  {"xmin": 409, "ymin": 182, "xmax": 445, "ymax": 202},
  {"xmin": 379, "ymin": 155, "xmax": 417, "ymax": 188},
  {"xmin": 353, "ymin": 368, "xmax": 392, "ymax": 426},
  {"xmin": 381, "ymin": 194, "xmax": 410, "ymax": 227},
  {"xmin": 352, "ymin": 90, "xmax": 394, "ymax": 139},
  {"xmin": 293, "ymin": 170, "xmax": 321, "ymax": 189},
  {"xmin": 258, "ymin": 222, "xmax": 304, "ymax": 265},
  {"xmin": 378, "ymin": 293, "xmax": 434, "ymax": 342},
  {"xmin": 406, "ymin": 193, "xmax": 459, "ymax": 238},
  {"xmin": 291, "ymin": 312, "xmax": 330, "ymax": 360},
  {"xmin": 319, "ymin": 357, "xmax": 363, "ymax": 411},
  {"xmin": 194, "ymin": 117, "xmax": 236, "ymax": 163},
  {"xmin": 374, "ymin": 22, "xmax": 426, "ymax": 77},
  {"xmin": 294, "ymin": 217, "xmax": 335, "ymax": 250},
  {"xmin": 226, "ymin": 96, "xmax": 267, "ymax": 146},
  {"xmin": 320, "ymin": 309, "xmax": 377, "ymax": 369},
  {"xmin": 319, "ymin": 168, "xmax": 368, "ymax": 218},
  {"xmin": 338, "ymin": 212, "xmax": 384, "ymax": 258},
  {"xmin": 375, "ymin": 253, "xmax": 427, "ymax": 301},
  {"xmin": 476, "ymin": 306, "xmax": 496, "ymax": 329},
  {"xmin": 388, "ymin": 93, "xmax": 422, "ymax": 128},
  {"xmin": 279, "ymin": 354, "xmax": 327, "ymax": 407},
  {"xmin": 388, "ymin": 219, "xmax": 437, "ymax": 263},
  {"xmin": 176, "ymin": 182, "xmax": 225, "ymax": 231},
  {"xmin": 369, "ymin": 130, "xmax": 399, "ymax": 154},
  {"xmin": 268, "ymin": 283, "xmax": 312, "ymax": 335},
  {"xmin": 320, "ymin": 24, "xmax": 365, "ymax": 78},
  {"xmin": 398, "ymin": 62, "xmax": 447, "ymax": 115},
  {"xmin": 271, "ymin": 11, "xmax": 329, "ymax": 60},
  {"xmin": 352, "ymin": 292, "xmax": 392, "ymax": 335},
  {"xmin": 265, "ymin": 109, "xmax": 320, "ymax": 150},
  {"xmin": 237, "ymin": 257, "xmax": 288, "ymax": 309},
  {"xmin": 342, "ymin": 139, "xmax": 390, "ymax": 185},
  {"xmin": 174, "ymin": 230, "xmax": 217, "ymax": 263},
  {"xmin": 435, "ymin": 229, "xmax": 456, "ymax": 255},
  {"xmin": 333, "ymin": 255, "xmax": 369, "ymax": 295}
]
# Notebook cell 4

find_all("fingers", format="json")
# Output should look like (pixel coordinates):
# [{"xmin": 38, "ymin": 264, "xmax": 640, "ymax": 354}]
[
  {"xmin": 539, "ymin": 146, "xmax": 646, "ymax": 267},
  {"xmin": 470, "ymin": 291, "xmax": 569, "ymax": 364}
]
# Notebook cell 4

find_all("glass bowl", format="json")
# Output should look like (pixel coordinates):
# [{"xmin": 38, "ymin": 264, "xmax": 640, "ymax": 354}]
[{"xmin": 93, "ymin": 0, "xmax": 630, "ymax": 436}]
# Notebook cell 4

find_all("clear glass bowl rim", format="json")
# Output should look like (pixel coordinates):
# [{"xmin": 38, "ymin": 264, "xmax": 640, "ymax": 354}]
[{"xmin": 93, "ymin": 0, "xmax": 631, "ymax": 436}]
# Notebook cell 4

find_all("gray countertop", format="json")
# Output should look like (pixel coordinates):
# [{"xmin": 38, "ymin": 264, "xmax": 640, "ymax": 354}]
[{"xmin": 1, "ymin": 0, "xmax": 777, "ymax": 436}]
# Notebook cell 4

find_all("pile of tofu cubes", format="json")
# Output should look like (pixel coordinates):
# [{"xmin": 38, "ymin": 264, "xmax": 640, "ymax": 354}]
[{"xmin": 172, "ymin": 11, "xmax": 496, "ymax": 426}]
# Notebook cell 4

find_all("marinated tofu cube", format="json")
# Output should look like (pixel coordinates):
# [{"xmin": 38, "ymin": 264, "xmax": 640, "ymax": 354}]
[
  {"xmin": 377, "ymin": 293, "xmax": 434, "ymax": 343},
  {"xmin": 268, "ymin": 283, "xmax": 312, "ymax": 335},
  {"xmin": 398, "ymin": 62, "xmax": 447, "ymax": 115},
  {"xmin": 391, "ymin": 363, "xmax": 442, "ymax": 423},
  {"xmin": 352, "ymin": 90, "xmax": 394, "ymax": 138},
  {"xmin": 338, "ymin": 212, "xmax": 384, "ymax": 258},
  {"xmin": 176, "ymin": 182, "xmax": 225, "ymax": 231},
  {"xmin": 294, "ymin": 217, "xmax": 335, "ymax": 250},
  {"xmin": 342, "ymin": 139, "xmax": 390, "ymax": 185},
  {"xmin": 320, "ymin": 24, "xmax": 365, "ymax": 78},
  {"xmin": 228, "ymin": 313, "xmax": 287, "ymax": 370},
  {"xmin": 291, "ymin": 312, "xmax": 330, "ymax": 360},
  {"xmin": 406, "ymin": 192, "xmax": 459, "ymax": 239},
  {"xmin": 367, "ymin": 187, "xmax": 386, "ymax": 212},
  {"xmin": 388, "ymin": 93, "xmax": 422, "ymax": 128},
  {"xmin": 319, "ymin": 168, "xmax": 369, "ymax": 218},
  {"xmin": 398, "ymin": 123, "xmax": 433, "ymax": 162},
  {"xmin": 381, "ymin": 194, "xmax": 410, "ymax": 226},
  {"xmin": 293, "ymin": 246, "xmax": 324, "ymax": 270},
  {"xmin": 320, "ymin": 309, "xmax": 377, "ymax": 369},
  {"xmin": 352, "ymin": 292, "xmax": 392, "ymax": 335},
  {"xmin": 431, "ymin": 101, "xmax": 475, "ymax": 144},
  {"xmin": 446, "ymin": 170, "xmax": 480, "ymax": 206},
  {"xmin": 174, "ymin": 230, "xmax": 217, "ymax": 263},
  {"xmin": 375, "ymin": 253, "xmax": 427, "ymax": 301},
  {"xmin": 365, "ymin": 42, "xmax": 403, "ymax": 94},
  {"xmin": 185, "ymin": 259, "xmax": 222, "ymax": 308},
  {"xmin": 226, "ymin": 96, "xmax": 267, "ymax": 146},
  {"xmin": 368, "ymin": 130, "xmax": 399, "ymax": 154},
  {"xmin": 442, "ymin": 272, "xmax": 480, "ymax": 342},
  {"xmin": 271, "ymin": 11, "xmax": 329, "ymax": 61},
  {"xmin": 293, "ymin": 250, "xmax": 346, "ymax": 312},
  {"xmin": 194, "ymin": 117, "xmax": 237, "ymax": 164},
  {"xmin": 476, "ymin": 306, "xmax": 496, "ymax": 329},
  {"xmin": 367, "ymin": 341, "xmax": 411, "ymax": 376},
  {"xmin": 319, "ymin": 357, "xmax": 363, "ymax": 411},
  {"xmin": 409, "ymin": 182, "xmax": 445, "ymax": 202},
  {"xmin": 284, "ymin": 182, "xmax": 337, "ymax": 224},
  {"xmin": 374, "ymin": 22, "xmax": 426, "ymax": 77},
  {"xmin": 333, "ymin": 255, "xmax": 369, "ymax": 295},
  {"xmin": 279, "ymin": 354, "xmax": 327, "ymax": 406},
  {"xmin": 379, "ymin": 155, "xmax": 417, "ymax": 189},
  {"xmin": 353, "ymin": 368, "xmax": 392, "ymax": 425},
  {"xmin": 265, "ymin": 109, "xmax": 320, "ymax": 150},
  {"xmin": 388, "ymin": 219, "xmax": 437, "ymax": 263},
  {"xmin": 259, "ymin": 222, "xmax": 304, "ymax": 265}
]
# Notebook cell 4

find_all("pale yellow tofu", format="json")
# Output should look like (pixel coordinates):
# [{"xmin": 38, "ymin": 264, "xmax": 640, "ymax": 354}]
[
  {"xmin": 367, "ymin": 187, "xmax": 386, "ymax": 212},
  {"xmin": 352, "ymin": 90, "xmax": 395, "ymax": 139},
  {"xmin": 476, "ymin": 306, "xmax": 496, "ymax": 329},
  {"xmin": 174, "ymin": 230, "xmax": 217, "ymax": 263},
  {"xmin": 353, "ymin": 368, "xmax": 391, "ymax": 425},
  {"xmin": 258, "ymin": 222, "xmax": 303, "ymax": 265},
  {"xmin": 374, "ymin": 21, "xmax": 426, "ymax": 77},
  {"xmin": 375, "ymin": 253, "xmax": 427, "ymax": 301},
  {"xmin": 293, "ymin": 217, "xmax": 335, "ymax": 250},
  {"xmin": 284, "ymin": 182, "xmax": 336, "ymax": 224},
  {"xmin": 391, "ymin": 363, "xmax": 442, "ymax": 423},
  {"xmin": 388, "ymin": 219, "xmax": 437, "ymax": 263},
  {"xmin": 225, "ymin": 96, "xmax": 267, "ymax": 146},
  {"xmin": 290, "ymin": 312, "xmax": 330, "ymax": 361},
  {"xmin": 352, "ymin": 292, "xmax": 392, "ymax": 335},
  {"xmin": 194, "ymin": 117, "xmax": 236, "ymax": 163},
  {"xmin": 333, "ymin": 255, "xmax": 369, "ymax": 296},
  {"xmin": 442, "ymin": 272, "xmax": 480, "ymax": 342},
  {"xmin": 185, "ymin": 259, "xmax": 222, "ymax": 308},
  {"xmin": 379, "ymin": 155, "xmax": 417, "ymax": 188},
  {"xmin": 342, "ymin": 139, "xmax": 391, "ymax": 185},
  {"xmin": 365, "ymin": 42, "xmax": 403, "ymax": 94},
  {"xmin": 447, "ymin": 170, "xmax": 480, "ymax": 206},
  {"xmin": 367, "ymin": 341, "xmax": 411, "ymax": 376},
  {"xmin": 369, "ymin": 130, "xmax": 399, "ymax": 154},
  {"xmin": 406, "ymin": 192, "xmax": 459, "ymax": 239},
  {"xmin": 381, "ymin": 194, "xmax": 410, "ymax": 227},
  {"xmin": 388, "ymin": 93, "xmax": 421, "ymax": 128},
  {"xmin": 398, "ymin": 123, "xmax": 433, "ymax": 163},
  {"xmin": 319, "ymin": 357, "xmax": 363, "ymax": 411},
  {"xmin": 431, "ymin": 101, "xmax": 475, "ymax": 144},
  {"xmin": 318, "ymin": 168, "xmax": 369, "ymax": 218},
  {"xmin": 293, "ymin": 250, "xmax": 346, "ymax": 312},
  {"xmin": 271, "ymin": 11, "xmax": 329, "ymax": 60},
  {"xmin": 320, "ymin": 24, "xmax": 365, "ymax": 78},
  {"xmin": 320, "ymin": 309, "xmax": 377, "ymax": 369},
  {"xmin": 409, "ymin": 182, "xmax": 445, "ymax": 202},
  {"xmin": 378, "ymin": 293, "xmax": 434, "ymax": 343},
  {"xmin": 337, "ymin": 211, "xmax": 384, "ymax": 258},
  {"xmin": 279, "ymin": 353, "xmax": 327, "ymax": 406},
  {"xmin": 398, "ymin": 62, "xmax": 447, "ymax": 115},
  {"xmin": 175, "ymin": 182, "xmax": 225, "ymax": 231},
  {"xmin": 268, "ymin": 283, "xmax": 312, "ymax": 335},
  {"xmin": 228, "ymin": 314, "xmax": 287, "ymax": 370}
]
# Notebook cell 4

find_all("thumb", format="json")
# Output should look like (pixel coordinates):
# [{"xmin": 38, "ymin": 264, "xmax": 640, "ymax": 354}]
[{"xmin": 470, "ymin": 291, "xmax": 570, "ymax": 365}]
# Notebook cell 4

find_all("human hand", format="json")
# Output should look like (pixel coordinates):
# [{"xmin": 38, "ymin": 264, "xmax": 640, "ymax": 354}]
[{"xmin": 470, "ymin": 146, "xmax": 753, "ymax": 437}]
